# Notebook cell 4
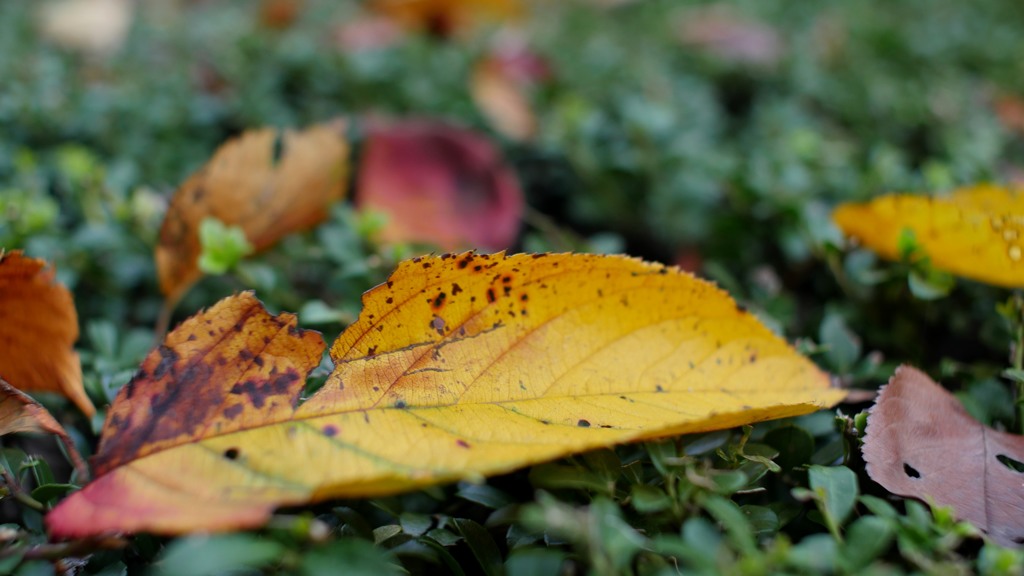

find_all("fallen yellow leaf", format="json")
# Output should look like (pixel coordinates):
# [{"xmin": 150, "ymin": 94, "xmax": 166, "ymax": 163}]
[
  {"xmin": 156, "ymin": 120, "xmax": 349, "ymax": 305},
  {"xmin": 48, "ymin": 253, "xmax": 843, "ymax": 537},
  {"xmin": 0, "ymin": 251, "xmax": 95, "ymax": 417},
  {"xmin": 833, "ymin": 184, "xmax": 1024, "ymax": 288}
]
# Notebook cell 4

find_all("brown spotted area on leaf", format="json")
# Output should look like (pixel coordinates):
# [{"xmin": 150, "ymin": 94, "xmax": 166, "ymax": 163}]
[
  {"xmin": 862, "ymin": 366, "xmax": 1024, "ymax": 547},
  {"xmin": 93, "ymin": 292, "xmax": 325, "ymax": 477},
  {"xmin": 156, "ymin": 120, "xmax": 348, "ymax": 305},
  {"xmin": 48, "ymin": 252, "xmax": 842, "ymax": 537},
  {"xmin": 0, "ymin": 250, "xmax": 94, "ymax": 417}
]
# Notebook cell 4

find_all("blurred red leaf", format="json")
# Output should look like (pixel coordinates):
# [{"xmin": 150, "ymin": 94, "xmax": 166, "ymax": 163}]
[{"xmin": 356, "ymin": 120, "xmax": 523, "ymax": 250}]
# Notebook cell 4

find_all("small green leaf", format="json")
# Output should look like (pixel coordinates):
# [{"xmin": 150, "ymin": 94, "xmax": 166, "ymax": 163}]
[
  {"xmin": 701, "ymin": 495, "xmax": 755, "ymax": 555},
  {"xmin": 424, "ymin": 528, "xmax": 463, "ymax": 547},
  {"xmin": 373, "ymin": 524, "xmax": 403, "ymax": 544},
  {"xmin": 197, "ymin": 217, "xmax": 254, "ymax": 275},
  {"xmin": 841, "ymin": 516, "xmax": 894, "ymax": 571},
  {"xmin": 153, "ymin": 534, "xmax": 284, "ymax": 576},
  {"xmin": 819, "ymin": 309, "xmax": 861, "ymax": 371},
  {"xmin": 400, "ymin": 513, "xmax": 433, "ymax": 537},
  {"xmin": 808, "ymin": 465, "xmax": 859, "ymax": 536},
  {"xmin": 301, "ymin": 539, "xmax": 402, "ymax": 576},
  {"xmin": 787, "ymin": 534, "xmax": 837, "ymax": 573},
  {"xmin": 456, "ymin": 483, "xmax": 514, "ymax": 509},
  {"xmin": 907, "ymin": 268, "xmax": 954, "ymax": 300},
  {"xmin": 505, "ymin": 548, "xmax": 566, "ymax": 576},
  {"xmin": 631, "ymin": 485, "xmax": 672, "ymax": 513},
  {"xmin": 741, "ymin": 505, "xmax": 779, "ymax": 537},
  {"xmin": 858, "ymin": 495, "xmax": 897, "ymax": 519},
  {"xmin": 453, "ymin": 518, "xmax": 503, "ymax": 576}
]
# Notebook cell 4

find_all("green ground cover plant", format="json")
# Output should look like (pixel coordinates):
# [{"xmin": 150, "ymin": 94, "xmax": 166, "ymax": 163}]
[{"xmin": 3, "ymin": 0, "xmax": 1024, "ymax": 573}]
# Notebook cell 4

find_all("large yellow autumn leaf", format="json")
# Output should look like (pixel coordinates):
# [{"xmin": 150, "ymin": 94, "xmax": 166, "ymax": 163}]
[
  {"xmin": 833, "ymin": 184, "xmax": 1024, "ymax": 288},
  {"xmin": 48, "ymin": 253, "xmax": 843, "ymax": 537}
]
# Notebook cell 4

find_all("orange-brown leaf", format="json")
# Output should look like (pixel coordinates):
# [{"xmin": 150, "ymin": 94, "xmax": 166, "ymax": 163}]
[
  {"xmin": 0, "ymin": 251, "xmax": 94, "ymax": 417},
  {"xmin": 156, "ymin": 121, "xmax": 349, "ymax": 304},
  {"xmin": 371, "ymin": 0, "xmax": 522, "ymax": 38},
  {"xmin": 862, "ymin": 365, "xmax": 1024, "ymax": 547},
  {"xmin": 833, "ymin": 184, "xmax": 1024, "ymax": 288},
  {"xmin": 49, "ymin": 253, "xmax": 842, "ymax": 537},
  {"xmin": 0, "ymin": 378, "xmax": 87, "ymax": 479}
]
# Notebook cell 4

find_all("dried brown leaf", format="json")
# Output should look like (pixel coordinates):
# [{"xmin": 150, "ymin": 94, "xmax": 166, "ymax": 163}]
[
  {"xmin": 156, "ymin": 121, "xmax": 348, "ymax": 304},
  {"xmin": 862, "ymin": 365, "xmax": 1024, "ymax": 547}
]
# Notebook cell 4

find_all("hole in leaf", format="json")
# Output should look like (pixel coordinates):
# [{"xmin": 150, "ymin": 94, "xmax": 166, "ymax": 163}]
[
  {"xmin": 271, "ymin": 130, "xmax": 285, "ymax": 166},
  {"xmin": 903, "ymin": 463, "xmax": 921, "ymax": 478},
  {"xmin": 997, "ymin": 454, "xmax": 1024, "ymax": 473},
  {"xmin": 224, "ymin": 448, "xmax": 240, "ymax": 460}
]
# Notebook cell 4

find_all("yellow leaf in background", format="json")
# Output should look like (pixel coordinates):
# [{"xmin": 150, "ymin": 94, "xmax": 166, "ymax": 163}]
[
  {"xmin": 833, "ymin": 184, "xmax": 1024, "ymax": 288},
  {"xmin": 48, "ymin": 253, "xmax": 842, "ymax": 537},
  {"xmin": 0, "ymin": 251, "xmax": 95, "ymax": 417},
  {"xmin": 156, "ymin": 120, "xmax": 349, "ymax": 306}
]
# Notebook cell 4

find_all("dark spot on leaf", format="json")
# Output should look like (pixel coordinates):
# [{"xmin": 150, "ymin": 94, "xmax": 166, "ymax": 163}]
[
  {"xmin": 452, "ymin": 283, "xmax": 463, "ymax": 295},
  {"xmin": 578, "ymin": 419, "xmax": 591, "ymax": 427},
  {"xmin": 456, "ymin": 439, "xmax": 470, "ymax": 449},
  {"xmin": 736, "ymin": 304, "xmax": 747, "ymax": 313},
  {"xmin": 154, "ymin": 346, "xmax": 179, "ymax": 379},
  {"xmin": 386, "ymin": 297, "xmax": 394, "ymax": 304},
  {"xmin": 395, "ymin": 400, "xmax": 407, "ymax": 409},
  {"xmin": 271, "ymin": 130, "xmax": 285, "ymax": 165},
  {"xmin": 387, "ymin": 281, "xmax": 394, "ymax": 288},
  {"xmin": 224, "ymin": 448, "xmax": 240, "ymax": 460},
  {"xmin": 432, "ymin": 292, "xmax": 447, "ymax": 309},
  {"xmin": 903, "ymin": 463, "xmax": 921, "ymax": 479},
  {"xmin": 187, "ymin": 334, "xmax": 197, "ymax": 342},
  {"xmin": 656, "ymin": 385, "xmax": 664, "ymax": 392},
  {"xmin": 239, "ymin": 349, "xmax": 253, "ymax": 361},
  {"xmin": 373, "ymin": 386, "xmax": 380, "ymax": 392},
  {"xmin": 459, "ymin": 256, "xmax": 473, "ymax": 269},
  {"xmin": 474, "ymin": 265, "xmax": 483, "ymax": 271},
  {"xmin": 423, "ymin": 262, "xmax": 432, "ymax": 269},
  {"xmin": 502, "ymin": 276, "xmax": 512, "ymax": 283},
  {"xmin": 368, "ymin": 346, "xmax": 378, "ymax": 356},
  {"xmin": 503, "ymin": 286, "xmax": 512, "ymax": 296},
  {"xmin": 254, "ymin": 356, "xmax": 264, "ymax": 367},
  {"xmin": 224, "ymin": 404, "xmax": 243, "ymax": 419},
  {"xmin": 487, "ymin": 289, "xmax": 496, "ymax": 303},
  {"xmin": 323, "ymin": 424, "xmax": 339, "ymax": 437},
  {"xmin": 520, "ymin": 294, "xmax": 528, "ymax": 301},
  {"xmin": 431, "ymin": 315, "xmax": 446, "ymax": 336}
]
